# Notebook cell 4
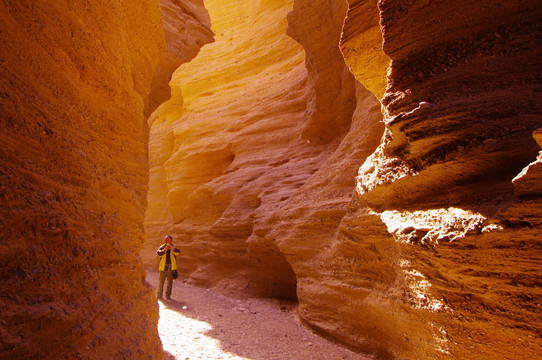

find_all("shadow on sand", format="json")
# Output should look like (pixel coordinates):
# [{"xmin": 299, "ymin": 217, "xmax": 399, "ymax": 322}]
[{"xmin": 147, "ymin": 270, "xmax": 368, "ymax": 360}]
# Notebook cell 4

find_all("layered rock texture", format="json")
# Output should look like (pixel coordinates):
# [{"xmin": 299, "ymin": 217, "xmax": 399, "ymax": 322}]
[
  {"xmin": 1, "ymin": 0, "xmax": 539, "ymax": 359},
  {"xmin": 146, "ymin": 0, "xmax": 541, "ymax": 359},
  {"xmin": 339, "ymin": 1, "xmax": 542, "ymax": 358},
  {"xmin": 0, "ymin": 1, "xmax": 166, "ymax": 359},
  {"xmin": 144, "ymin": 0, "xmax": 381, "ymax": 300}
]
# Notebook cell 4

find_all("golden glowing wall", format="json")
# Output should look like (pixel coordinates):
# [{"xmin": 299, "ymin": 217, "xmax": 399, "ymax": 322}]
[
  {"xmin": 145, "ymin": 0, "xmax": 542, "ymax": 359},
  {"xmin": 0, "ymin": 1, "xmax": 166, "ymax": 358},
  {"xmin": 145, "ymin": 0, "xmax": 307, "ymax": 298}
]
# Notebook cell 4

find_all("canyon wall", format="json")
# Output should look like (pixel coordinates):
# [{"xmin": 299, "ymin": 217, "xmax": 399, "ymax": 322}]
[
  {"xmin": 334, "ymin": 0, "xmax": 542, "ymax": 359},
  {"xmin": 145, "ymin": 0, "xmax": 214, "ymax": 117},
  {"xmin": 144, "ymin": 0, "xmax": 381, "ymax": 301},
  {"xmin": 0, "ymin": 1, "xmax": 166, "ymax": 359},
  {"xmin": 145, "ymin": 0, "xmax": 541, "ymax": 359}
]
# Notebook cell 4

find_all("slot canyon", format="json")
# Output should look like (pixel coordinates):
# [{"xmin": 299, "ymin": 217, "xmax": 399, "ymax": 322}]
[{"xmin": 0, "ymin": 0, "xmax": 540, "ymax": 359}]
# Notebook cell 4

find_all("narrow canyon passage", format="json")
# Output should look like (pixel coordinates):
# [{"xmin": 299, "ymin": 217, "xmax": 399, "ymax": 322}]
[
  {"xmin": 1, "ymin": 1, "xmax": 541, "ymax": 360},
  {"xmin": 147, "ymin": 270, "xmax": 369, "ymax": 360},
  {"xmin": 144, "ymin": 1, "xmax": 542, "ymax": 359}
]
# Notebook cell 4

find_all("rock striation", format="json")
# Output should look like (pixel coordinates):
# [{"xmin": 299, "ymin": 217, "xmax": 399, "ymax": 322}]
[
  {"xmin": 6, "ymin": 0, "xmax": 537, "ymax": 359},
  {"xmin": 146, "ymin": 0, "xmax": 541, "ymax": 359},
  {"xmin": 145, "ymin": 0, "xmax": 309, "ymax": 298},
  {"xmin": 0, "ymin": 1, "xmax": 166, "ymax": 359},
  {"xmin": 143, "ymin": 0, "xmax": 384, "ymax": 300},
  {"xmin": 145, "ymin": 0, "xmax": 214, "ymax": 117},
  {"xmin": 336, "ymin": 0, "xmax": 542, "ymax": 359}
]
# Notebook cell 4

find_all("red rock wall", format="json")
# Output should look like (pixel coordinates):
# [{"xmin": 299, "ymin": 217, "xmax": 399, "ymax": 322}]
[
  {"xmin": 142, "ymin": 0, "xmax": 541, "ymax": 359},
  {"xmin": 143, "ymin": 0, "xmax": 382, "ymax": 302},
  {"xmin": 335, "ymin": 0, "xmax": 542, "ymax": 358},
  {"xmin": 0, "ymin": 1, "xmax": 166, "ymax": 359}
]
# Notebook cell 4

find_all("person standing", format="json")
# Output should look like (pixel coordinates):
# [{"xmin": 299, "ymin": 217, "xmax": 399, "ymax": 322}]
[{"xmin": 156, "ymin": 235, "xmax": 180, "ymax": 300}]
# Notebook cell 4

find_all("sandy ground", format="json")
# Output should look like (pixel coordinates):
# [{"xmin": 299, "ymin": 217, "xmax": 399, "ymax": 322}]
[{"xmin": 146, "ymin": 270, "xmax": 372, "ymax": 360}]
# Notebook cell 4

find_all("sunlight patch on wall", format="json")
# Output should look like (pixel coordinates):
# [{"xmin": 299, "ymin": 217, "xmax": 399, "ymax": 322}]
[{"xmin": 380, "ymin": 207, "xmax": 503, "ymax": 246}]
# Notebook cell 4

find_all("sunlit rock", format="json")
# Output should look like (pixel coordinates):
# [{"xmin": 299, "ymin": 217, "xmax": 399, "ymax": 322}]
[
  {"xmin": 8, "ymin": 0, "xmax": 538, "ymax": 359},
  {"xmin": 144, "ymin": 0, "xmax": 541, "ymax": 358},
  {"xmin": 0, "ymin": 1, "xmax": 165, "ymax": 358},
  {"xmin": 144, "ymin": 0, "xmax": 308, "ymax": 298},
  {"xmin": 143, "ymin": 2, "xmax": 386, "ymax": 331},
  {"xmin": 513, "ymin": 128, "xmax": 542, "ymax": 197},
  {"xmin": 340, "ymin": 0, "xmax": 390, "ymax": 100},
  {"xmin": 339, "ymin": 0, "xmax": 542, "ymax": 359},
  {"xmin": 145, "ymin": 0, "xmax": 214, "ymax": 117}
]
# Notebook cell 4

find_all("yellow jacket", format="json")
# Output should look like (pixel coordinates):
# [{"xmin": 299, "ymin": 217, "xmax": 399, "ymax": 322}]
[{"xmin": 157, "ymin": 243, "xmax": 180, "ymax": 271}]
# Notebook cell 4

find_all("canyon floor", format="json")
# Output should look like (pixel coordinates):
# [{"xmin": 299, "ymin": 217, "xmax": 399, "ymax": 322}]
[{"xmin": 146, "ymin": 270, "xmax": 371, "ymax": 360}]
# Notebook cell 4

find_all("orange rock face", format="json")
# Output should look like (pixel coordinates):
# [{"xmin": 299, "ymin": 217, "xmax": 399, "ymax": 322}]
[
  {"xmin": 0, "ymin": 1, "xmax": 165, "ymax": 359},
  {"xmin": 145, "ymin": 0, "xmax": 214, "ymax": 117},
  {"xmin": 336, "ymin": 0, "xmax": 542, "ymax": 358},
  {"xmin": 143, "ymin": 0, "xmax": 381, "ymax": 301},
  {"xmin": 144, "ymin": 0, "xmax": 310, "ymax": 298},
  {"xmin": 2, "ymin": 0, "xmax": 539, "ymax": 359},
  {"xmin": 145, "ymin": 0, "xmax": 541, "ymax": 359}
]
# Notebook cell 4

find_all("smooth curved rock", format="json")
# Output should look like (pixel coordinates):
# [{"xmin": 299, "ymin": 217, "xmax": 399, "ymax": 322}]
[
  {"xmin": 145, "ymin": 0, "xmax": 214, "ymax": 117},
  {"xmin": 340, "ymin": 0, "xmax": 390, "ymax": 100}
]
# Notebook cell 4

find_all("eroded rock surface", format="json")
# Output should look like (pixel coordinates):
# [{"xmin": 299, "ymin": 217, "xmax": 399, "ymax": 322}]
[
  {"xmin": 337, "ymin": 0, "xmax": 542, "ymax": 359},
  {"xmin": 98, "ymin": 0, "xmax": 539, "ymax": 359},
  {"xmin": 0, "ymin": 1, "xmax": 165, "ymax": 359},
  {"xmin": 143, "ymin": 0, "xmax": 381, "ymax": 303},
  {"xmin": 145, "ymin": 0, "xmax": 214, "ymax": 117}
]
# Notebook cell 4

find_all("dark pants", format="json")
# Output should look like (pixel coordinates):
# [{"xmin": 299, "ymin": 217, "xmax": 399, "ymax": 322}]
[{"xmin": 157, "ymin": 269, "xmax": 173, "ymax": 299}]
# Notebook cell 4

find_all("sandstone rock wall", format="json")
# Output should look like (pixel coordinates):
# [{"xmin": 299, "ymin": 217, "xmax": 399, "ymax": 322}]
[
  {"xmin": 336, "ymin": 0, "xmax": 542, "ymax": 359},
  {"xmin": 145, "ymin": 0, "xmax": 309, "ymax": 298},
  {"xmin": 0, "ymin": 1, "xmax": 166, "ymax": 359},
  {"xmin": 143, "ymin": 0, "xmax": 382, "ymax": 301},
  {"xmin": 145, "ymin": 0, "xmax": 214, "ymax": 117},
  {"xmin": 144, "ymin": 0, "xmax": 541, "ymax": 359}
]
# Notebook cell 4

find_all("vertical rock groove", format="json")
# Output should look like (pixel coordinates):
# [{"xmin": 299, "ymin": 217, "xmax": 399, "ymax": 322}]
[
  {"xmin": 340, "ymin": 0, "xmax": 390, "ymax": 100},
  {"xmin": 145, "ymin": 0, "xmax": 214, "ymax": 117}
]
